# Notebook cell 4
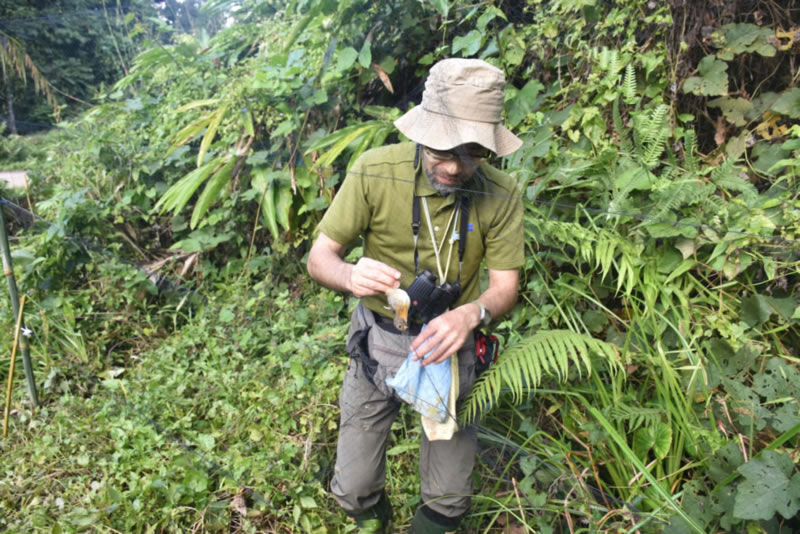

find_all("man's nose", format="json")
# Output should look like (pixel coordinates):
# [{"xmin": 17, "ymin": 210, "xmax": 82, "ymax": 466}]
[{"xmin": 440, "ymin": 159, "xmax": 464, "ymax": 175}]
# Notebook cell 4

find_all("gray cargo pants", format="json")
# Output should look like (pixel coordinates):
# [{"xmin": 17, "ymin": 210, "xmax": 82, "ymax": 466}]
[{"xmin": 330, "ymin": 303, "xmax": 478, "ymax": 521}]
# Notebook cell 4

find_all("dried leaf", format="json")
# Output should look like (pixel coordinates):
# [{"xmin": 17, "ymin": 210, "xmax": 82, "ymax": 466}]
[
  {"xmin": 714, "ymin": 116, "xmax": 728, "ymax": 146},
  {"xmin": 231, "ymin": 493, "xmax": 247, "ymax": 516},
  {"xmin": 371, "ymin": 63, "xmax": 394, "ymax": 94}
]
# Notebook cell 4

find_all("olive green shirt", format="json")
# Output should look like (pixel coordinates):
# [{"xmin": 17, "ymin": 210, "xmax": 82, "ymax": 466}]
[{"xmin": 318, "ymin": 142, "xmax": 524, "ymax": 318}]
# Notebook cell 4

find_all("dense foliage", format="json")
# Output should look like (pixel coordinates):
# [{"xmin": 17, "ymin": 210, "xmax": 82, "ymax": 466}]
[{"xmin": 1, "ymin": 0, "xmax": 799, "ymax": 532}]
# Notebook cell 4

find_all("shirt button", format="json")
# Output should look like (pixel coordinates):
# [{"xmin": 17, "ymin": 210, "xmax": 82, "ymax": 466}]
[{"xmin": 434, "ymin": 226, "xmax": 440, "ymax": 232}]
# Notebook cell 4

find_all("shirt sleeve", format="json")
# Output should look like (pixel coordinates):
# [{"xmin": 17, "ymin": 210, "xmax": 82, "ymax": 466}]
[
  {"xmin": 484, "ymin": 184, "xmax": 524, "ymax": 271},
  {"xmin": 316, "ymin": 157, "xmax": 373, "ymax": 246}
]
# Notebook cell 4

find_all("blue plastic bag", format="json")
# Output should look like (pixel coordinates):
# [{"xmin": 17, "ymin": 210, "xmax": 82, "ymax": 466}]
[{"xmin": 385, "ymin": 327, "xmax": 451, "ymax": 423}]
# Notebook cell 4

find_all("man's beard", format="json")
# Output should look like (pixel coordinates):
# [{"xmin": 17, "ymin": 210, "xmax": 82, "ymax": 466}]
[{"xmin": 424, "ymin": 166, "xmax": 460, "ymax": 195}]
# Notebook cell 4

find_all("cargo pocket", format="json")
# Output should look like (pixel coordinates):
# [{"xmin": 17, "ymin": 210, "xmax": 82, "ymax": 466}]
[
  {"xmin": 456, "ymin": 335, "xmax": 477, "ymax": 402},
  {"xmin": 367, "ymin": 323, "xmax": 413, "ymax": 399}
]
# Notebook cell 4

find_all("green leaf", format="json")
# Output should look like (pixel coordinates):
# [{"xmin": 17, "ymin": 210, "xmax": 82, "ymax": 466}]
[
  {"xmin": 476, "ymin": 6, "xmax": 506, "ymax": 32},
  {"xmin": 252, "ymin": 168, "xmax": 282, "ymax": 239},
  {"xmin": 633, "ymin": 423, "xmax": 672, "ymax": 460},
  {"xmin": 358, "ymin": 41, "xmax": 372, "ymax": 69},
  {"xmin": 452, "ymin": 30, "xmax": 482, "ymax": 57},
  {"xmin": 683, "ymin": 56, "xmax": 728, "ymax": 96},
  {"xmin": 184, "ymin": 470, "xmax": 209, "ymax": 493},
  {"xmin": 740, "ymin": 294, "xmax": 772, "ymax": 327},
  {"xmin": 336, "ymin": 47, "xmax": 358, "ymax": 72},
  {"xmin": 771, "ymin": 88, "xmax": 800, "ymax": 119},
  {"xmin": 715, "ymin": 23, "xmax": 776, "ymax": 60},
  {"xmin": 195, "ymin": 433, "xmax": 215, "ymax": 451},
  {"xmin": 507, "ymin": 79, "xmax": 544, "ymax": 127},
  {"xmin": 708, "ymin": 97, "xmax": 753, "ymax": 126},
  {"xmin": 175, "ymin": 99, "xmax": 220, "ymax": 113},
  {"xmin": 299, "ymin": 496, "xmax": 317, "ymax": 509},
  {"xmin": 734, "ymin": 451, "xmax": 800, "ymax": 520},
  {"xmin": 191, "ymin": 160, "xmax": 235, "ymax": 229},
  {"xmin": 155, "ymin": 158, "xmax": 221, "ymax": 215},
  {"xmin": 429, "ymin": 0, "xmax": 450, "ymax": 18},
  {"xmin": 197, "ymin": 105, "xmax": 228, "ymax": 167}
]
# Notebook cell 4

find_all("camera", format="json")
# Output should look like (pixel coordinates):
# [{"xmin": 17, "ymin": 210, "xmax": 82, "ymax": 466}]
[{"xmin": 407, "ymin": 269, "xmax": 461, "ymax": 324}]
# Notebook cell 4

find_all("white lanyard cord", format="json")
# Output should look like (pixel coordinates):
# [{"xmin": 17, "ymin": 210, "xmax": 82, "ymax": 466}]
[{"xmin": 421, "ymin": 197, "xmax": 458, "ymax": 284}]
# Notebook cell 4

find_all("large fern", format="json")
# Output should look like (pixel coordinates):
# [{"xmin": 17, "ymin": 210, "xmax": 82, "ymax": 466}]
[
  {"xmin": 525, "ymin": 217, "xmax": 643, "ymax": 295},
  {"xmin": 460, "ymin": 330, "xmax": 622, "ymax": 423}
]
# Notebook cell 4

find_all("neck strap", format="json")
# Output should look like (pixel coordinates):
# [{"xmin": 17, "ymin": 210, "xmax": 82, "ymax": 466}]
[{"xmin": 412, "ymin": 194, "xmax": 470, "ymax": 281}]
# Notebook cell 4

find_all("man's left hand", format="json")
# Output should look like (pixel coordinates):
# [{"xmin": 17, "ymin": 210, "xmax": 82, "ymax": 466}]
[{"xmin": 410, "ymin": 303, "xmax": 480, "ymax": 366}]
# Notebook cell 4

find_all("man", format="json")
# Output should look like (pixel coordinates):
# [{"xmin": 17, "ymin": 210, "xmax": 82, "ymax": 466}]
[{"xmin": 307, "ymin": 58, "xmax": 524, "ymax": 533}]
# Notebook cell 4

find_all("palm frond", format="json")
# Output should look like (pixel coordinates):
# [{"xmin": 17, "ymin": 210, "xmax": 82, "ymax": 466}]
[
  {"xmin": 460, "ymin": 330, "xmax": 622, "ymax": 423},
  {"xmin": 0, "ymin": 32, "xmax": 57, "ymax": 110}
]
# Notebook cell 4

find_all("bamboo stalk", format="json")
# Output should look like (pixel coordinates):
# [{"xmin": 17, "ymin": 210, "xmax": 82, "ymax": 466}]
[
  {"xmin": 3, "ymin": 295, "xmax": 25, "ymax": 437},
  {"xmin": 0, "ymin": 202, "xmax": 38, "ymax": 407}
]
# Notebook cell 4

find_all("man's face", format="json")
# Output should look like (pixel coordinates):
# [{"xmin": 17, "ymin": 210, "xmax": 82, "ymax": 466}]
[{"xmin": 421, "ymin": 144, "xmax": 490, "ymax": 195}]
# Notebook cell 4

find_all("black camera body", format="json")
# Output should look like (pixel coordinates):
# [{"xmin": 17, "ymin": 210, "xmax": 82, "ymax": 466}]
[{"xmin": 407, "ymin": 269, "xmax": 461, "ymax": 324}]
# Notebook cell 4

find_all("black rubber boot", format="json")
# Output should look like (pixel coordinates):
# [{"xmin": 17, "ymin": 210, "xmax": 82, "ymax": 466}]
[
  {"xmin": 351, "ymin": 492, "xmax": 393, "ymax": 533},
  {"xmin": 409, "ymin": 506, "xmax": 460, "ymax": 534}
]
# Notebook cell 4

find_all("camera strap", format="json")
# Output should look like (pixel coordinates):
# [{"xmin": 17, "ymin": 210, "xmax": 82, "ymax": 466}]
[{"xmin": 411, "ymin": 194, "xmax": 470, "ymax": 284}]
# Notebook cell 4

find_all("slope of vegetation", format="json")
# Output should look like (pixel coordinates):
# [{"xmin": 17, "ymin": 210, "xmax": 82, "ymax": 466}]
[{"xmin": 1, "ymin": 0, "xmax": 799, "ymax": 532}]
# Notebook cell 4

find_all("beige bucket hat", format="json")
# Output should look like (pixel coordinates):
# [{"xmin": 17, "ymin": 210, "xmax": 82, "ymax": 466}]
[{"xmin": 394, "ymin": 58, "xmax": 522, "ymax": 157}]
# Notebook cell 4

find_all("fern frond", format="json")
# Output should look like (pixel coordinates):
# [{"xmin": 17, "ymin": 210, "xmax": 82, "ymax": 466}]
[
  {"xmin": 644, "ymin": 177, "xmax": 696, "ymax": 223},
  {"xmin": 525, "ymin": 218, "xmax": 643, "ymax": 295},
  {"xmin": 640, "ymin": 105, "xmax": 669, "ymax": 168},
  {"xmin": 622, "ymin": 63, "xmax": 636, "ymax": 102},
  {"xmin": 460, "ymin": 330, "xmax": 622, "ymax": 423},
  {"xmin": 608, "ymin": 403, "xmax": 662, "ymax": 432},
  {"xmin": 683, "ymin": 130, "xmax": 698, "ymax": 174},
  {"xmin": 710, "ymin": 158, "xmax": 758, "ymax": 200}
]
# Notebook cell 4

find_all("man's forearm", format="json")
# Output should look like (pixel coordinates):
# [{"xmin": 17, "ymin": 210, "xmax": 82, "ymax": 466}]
[{"xmin": 307, "ymin": 246, "xmax": 353, "ymax": 294}]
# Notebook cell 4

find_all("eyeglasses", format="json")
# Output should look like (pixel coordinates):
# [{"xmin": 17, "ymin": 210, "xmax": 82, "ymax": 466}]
[{"xmin": 423, "ymin": 145, "xmax": 491, "ymax": 162}]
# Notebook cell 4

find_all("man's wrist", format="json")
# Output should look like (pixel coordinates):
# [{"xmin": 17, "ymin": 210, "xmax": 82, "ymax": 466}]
[{"xmin": 473, "ymin": 300, "xmax": 491, "ymax": 327}]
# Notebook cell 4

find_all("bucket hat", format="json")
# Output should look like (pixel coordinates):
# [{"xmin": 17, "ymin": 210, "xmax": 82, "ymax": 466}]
[{"xmin": 394, "ymin": 58, "xmax": 522, "ymax": 157}]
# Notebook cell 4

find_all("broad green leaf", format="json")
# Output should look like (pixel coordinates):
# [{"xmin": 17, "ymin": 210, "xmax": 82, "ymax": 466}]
[
  {"xmin": 335, "ymin": 46, "xmax": 358, "ymax": 72},
  {"xmin": 734, "ymin": 451, "xmax": 800, "ymax": 520},
  {"xmin": 683, "ymin": 56, "xmax": 728, "ymax": 96},
  {"xmin": 708, "ymin": 97, "xmax": 752, "ymax": 126},
  {"xmin": 741, "ymin": 294, "xmax": 772, "ymax": 327},
  {"xmin": 714, "ymin": 23, "xmax": 776, "ymax": 60},
  {"xmin": 429, "ymin": 0, "xmax": 450, "ymax": 18},
  {"xmin": 452, "ymin": 30, "xmax": 483, "ymax": 57},
  {"xmin": 191, "ymin": 160, "xmax": 235, "ymax": 229},
  {"xmin": 275, "ymin": 180, "xmax": 293, "ymax": 231},
  {"xmin": 358, "ymin": 41, "xmax": 372, "ymax": 69},
  {"xmin": 652, "ymin": 423, "xmax": 672, "ymax": 460},
  {"xmin": 477, "ymin": 6, "xmax": 507, "ymax": 32},
  {"xmin": 771, "ymin": 88, "xmax": 800, "ymax": 119},
  {"xmin": 184, "ymin": 470, "xmax": 209, "ymax": 493},
  {"xmin": 299, "ymin": 496, "xmax": 317, "ymax": 509}
]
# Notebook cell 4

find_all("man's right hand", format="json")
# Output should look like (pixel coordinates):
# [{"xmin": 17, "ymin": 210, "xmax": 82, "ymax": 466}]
[
  {"xmin": 307, "ymin": 233, "xmax": 401, "ymax": 297},
  {"xmin": 349, "ymin": 257, "xmax": 401, "ymax": 298}
]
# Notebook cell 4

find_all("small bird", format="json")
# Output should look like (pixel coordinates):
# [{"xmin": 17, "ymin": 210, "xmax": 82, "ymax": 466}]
[{"xmin": 385, "ymin": 288, "xmax": 410, "ymax": 331}]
